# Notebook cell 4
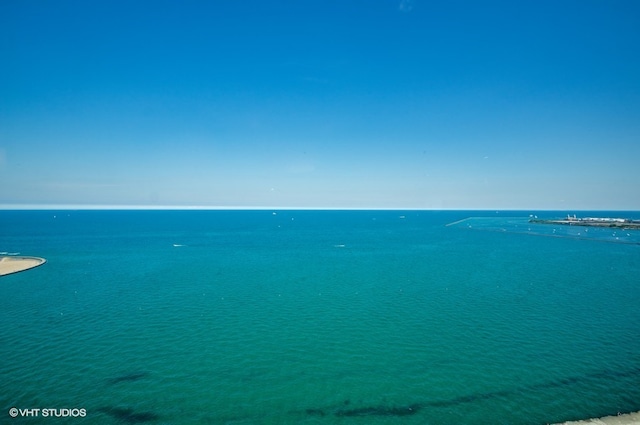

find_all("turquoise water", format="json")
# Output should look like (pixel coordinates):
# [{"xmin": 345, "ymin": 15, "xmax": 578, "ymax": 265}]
[{"xmin": 1, "ymin": 210, "xmax": 639, "ymax": 424}]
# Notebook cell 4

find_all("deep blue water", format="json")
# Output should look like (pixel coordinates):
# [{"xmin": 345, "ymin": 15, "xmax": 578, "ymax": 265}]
[{"xmin": 1, "ymin": 210, "xmax": 639, "ymax": 424}]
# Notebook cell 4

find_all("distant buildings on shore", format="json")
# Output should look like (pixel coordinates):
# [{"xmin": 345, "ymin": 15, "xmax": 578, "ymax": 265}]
[{"xmin": 530, "ymin": 215, "xmax": 640, "ymax": 229}]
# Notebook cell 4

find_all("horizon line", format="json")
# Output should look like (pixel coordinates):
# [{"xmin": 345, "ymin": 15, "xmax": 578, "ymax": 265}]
[{"xmin": 1, "ymin": 204, "xmax": 638, "ymax": 212}]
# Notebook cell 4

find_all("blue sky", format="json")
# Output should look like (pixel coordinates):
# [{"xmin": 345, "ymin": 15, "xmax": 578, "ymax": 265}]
[{"xmin": 1, "ymin": 0, "xmax": 639, "ymax": 209}]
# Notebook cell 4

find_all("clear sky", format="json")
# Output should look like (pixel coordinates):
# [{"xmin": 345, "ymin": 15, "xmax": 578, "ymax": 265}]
[{"xmin": 1, "ymin": 0, "xmax": 639, "ymax": 210}]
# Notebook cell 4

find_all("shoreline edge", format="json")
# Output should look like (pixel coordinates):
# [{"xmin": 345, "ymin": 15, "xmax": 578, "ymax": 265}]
[
  {"xmin": 553, "ymin": 411, "xmax": 640, "ymax": 425},
  {"xmin": 0, "ymin": 256, "xmax": 46, "ymax": 277}
]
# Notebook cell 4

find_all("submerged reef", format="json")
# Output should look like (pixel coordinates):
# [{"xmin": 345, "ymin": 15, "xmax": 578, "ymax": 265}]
[
  {"xmin": 335, "ymin": 403, "xmax": 421, "ymax": 417},
  {"xmin": 305, "ymin": 402, "xmax": 420, "ymax": 417},
  {"xmin": 303, "ymin": 366, "xmax": 640, "ymax": 419},
  {"xmin": 107, "ymin": 371, "xmax": 150, "ymax": 385}
]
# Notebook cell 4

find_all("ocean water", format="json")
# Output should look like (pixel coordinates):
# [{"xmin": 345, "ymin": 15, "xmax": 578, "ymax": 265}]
[{"xmin": 1, "ymin": 210, "xmax": 639, "ymax": 425}]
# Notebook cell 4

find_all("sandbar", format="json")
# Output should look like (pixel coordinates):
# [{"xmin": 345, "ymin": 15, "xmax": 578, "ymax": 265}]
[
  {"xmin": 0, "ymin": 256, "xmax": 46, "ymax": 276},
  {"xmin": 554, "ymin": 411, "xmax": 640, "ymax": 425}
]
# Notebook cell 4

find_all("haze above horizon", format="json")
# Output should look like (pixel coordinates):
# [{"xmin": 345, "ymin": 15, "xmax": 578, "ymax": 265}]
[{"xmin": 2, "ymin": 1, "xmax": 639, "ymax": 210}]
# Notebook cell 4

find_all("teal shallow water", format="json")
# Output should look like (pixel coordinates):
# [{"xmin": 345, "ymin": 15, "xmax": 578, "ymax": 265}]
[{"xmin": 1, "ymin": 210, "xmax": 639, "ymax": 424}]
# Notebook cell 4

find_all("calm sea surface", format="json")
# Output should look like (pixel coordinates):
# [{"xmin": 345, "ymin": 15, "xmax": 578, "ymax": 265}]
[{"xmin": 1, "ymin": 210, "xmax": 639, "ymax": 424}]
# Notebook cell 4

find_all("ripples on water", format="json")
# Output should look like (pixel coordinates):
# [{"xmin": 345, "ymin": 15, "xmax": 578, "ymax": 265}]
[{"xmin": 1, "ymin": 210, "xmax": 639, "ymax": 424}]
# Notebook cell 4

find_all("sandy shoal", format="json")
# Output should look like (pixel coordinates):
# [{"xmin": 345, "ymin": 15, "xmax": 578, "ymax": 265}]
[
  {"xmin": 554, "ymin": 412, "xmax": 640, "ymax": 425},
  {"xmin": 0, "ymin": 256, "xmax": 46, "ymax": 276}
]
